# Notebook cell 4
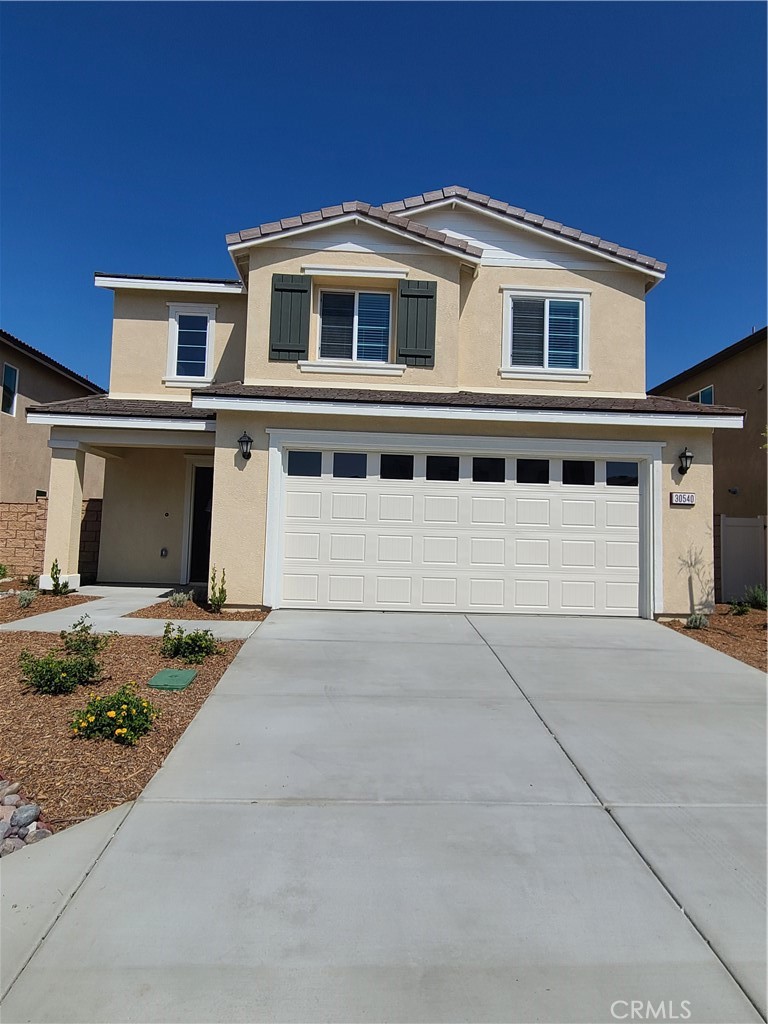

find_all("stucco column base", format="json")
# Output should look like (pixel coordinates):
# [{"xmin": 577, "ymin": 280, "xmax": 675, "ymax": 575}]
[{"xmin": 41, "ymin": 445, "xmax": 85, "ymax": 591}]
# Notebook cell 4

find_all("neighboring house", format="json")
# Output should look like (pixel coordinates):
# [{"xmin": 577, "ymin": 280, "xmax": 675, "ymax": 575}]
[
  {"xmin": 650, "ymin": 326, "xmax": 767, "ymax": 599},
  {"xmin": 1, "ymin": 329, "xmax": 106, "ymax": 502},
  {"xmin": 27, "ymin": 185, "xmax": 743, "ymax": 615}
]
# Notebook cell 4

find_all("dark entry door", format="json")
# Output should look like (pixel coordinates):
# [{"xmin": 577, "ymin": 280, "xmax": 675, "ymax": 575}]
[{"xmin": 189, "ymin": 466, "xmax": 213, "ymax": 583}]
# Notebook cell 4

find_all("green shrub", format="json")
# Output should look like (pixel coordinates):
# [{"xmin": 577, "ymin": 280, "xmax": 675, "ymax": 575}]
[
  {"xmin": 22, "ymin": 573, "xmax": 39, "ymax": 589},
  {"xmin": 743, "ymin": 584, "xmax": 767, "ymax": 611},
  {"xmin": 209, "ymin": 565, "xmax": 227, "ymax": 613},
  {"xmin": 49, "ymin": 559, "xmax": 70, "ymax": 596},
  {"xmin": 71, "ymin": 683, "xmax": 158, "ymax": 745},
  {"xmin": 60, "ymin": 615, "xmax": 110, "ymax": 658},
  {"xmin": 168, "ymin": 589, "xmax": 194, "ymax": 608},
  {"xmin": 0, "ymin": 563, "xmax": 9, "ymax": 579},
  {"xmin": 161, "ymin": 622, "xmax": 221, "ymax": 664},
  {"xmin": 729, "ymin": 600, "xmax": 750, "ymax": 616},
  {"xmin": 17, "ymin": 590, "xmax": 36, "ymax": 609},
  {"xmin": 19, "ymin": 650, "xmax": 100, "ymax": 695},
  {"xmin": 685, "ymin": 612, "xmax": 708, "ymax": 630}
]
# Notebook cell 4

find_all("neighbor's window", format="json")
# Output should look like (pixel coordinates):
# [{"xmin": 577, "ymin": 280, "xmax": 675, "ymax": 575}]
[
  {"xmin": 319, "ymin": 291, "xmax": 391, "ymax": 362},
  {"xmin": 2, "ymin": 363, "xmax": 18, "ymax": 415},
  {"xmin": 167, "ymin": 304, "xmax": 216, "ymax": 380},
  {"xmin": 688, "ymin": 385, "xmax": 714, "ymax": 405},
  {"xmin": 508, "ymin": 295, "xmax": 583, "ymax": 371}
]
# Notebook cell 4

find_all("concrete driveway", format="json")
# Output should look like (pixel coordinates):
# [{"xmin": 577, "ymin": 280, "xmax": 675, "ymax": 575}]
[{"xmin": 2, "ymin": 612, "xmax": 765, "ymax": 1023}]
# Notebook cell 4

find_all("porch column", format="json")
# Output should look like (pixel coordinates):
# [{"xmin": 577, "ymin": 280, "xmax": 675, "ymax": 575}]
[{"xmin": 40, "ymin": 442, "xmax": 85, "ymax": 591}]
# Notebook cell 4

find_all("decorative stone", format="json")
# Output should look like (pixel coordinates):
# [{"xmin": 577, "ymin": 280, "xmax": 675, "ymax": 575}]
[
  {"xmin": 26, "ymin": 821, "xmax": 38, "ymax": 834},
  {"xmin": 1, "ymin": 782, "xmax": 21, "ymax": 797},
  {"xmin": 25, "ymin": 828, "xmax": 52, "ymax": 844},
  {"xmin": 0, "ymin": 806, "xmax": 15, "ymax": 823},
  {"xmin": 10, "ymin": 803, "xmax": 40, "ymax": 828},
  {"xmin": 0, "ymin": 821, "xmax": 11, "ymax": 843},
  {"xmin": 2, "ymin": 795, "xmax": 21, "ymax": 806},
  {"xmin": 16, "ymin": 827, "xmax": 28, "ymax": 839},
  {"xmin": 1, "ymin": 838, "xmax": 25, "ymax": 855}
]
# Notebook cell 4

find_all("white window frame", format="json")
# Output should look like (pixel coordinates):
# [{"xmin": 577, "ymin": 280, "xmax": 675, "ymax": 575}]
[
  {"xmin": 317, "ymin": 288, "xmax": 393, "ymax": 365},
  {"xmin": 2, "ymin": 363, "xmax": 19, "ymax": 416},
  {"xmin": 687, "ymin": 384, "xmax": 714, "ymax": 405},
  {"xmin": 164, "ymin": 303, "xmax": 217, "ymax": 385},
  {"xmin": 500, "ymin": 288, "xmax": 591, "ymax": 381}
]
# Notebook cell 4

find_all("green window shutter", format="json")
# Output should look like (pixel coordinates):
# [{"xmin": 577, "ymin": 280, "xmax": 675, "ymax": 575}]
[
  {"xmin": 269, "ymin": 274, "xmax": 311, "ymax": 361},
  {"xmin": 396, "ymin": 280, "xmax": 436, "ymax": 367}
]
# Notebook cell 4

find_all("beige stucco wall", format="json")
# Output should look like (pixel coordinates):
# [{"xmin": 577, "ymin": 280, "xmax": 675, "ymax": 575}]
[
  {"xmin": 98, "ymin": 448, "xmax": 191, "ymax": 583},
  {"xmin": 0, "ymin": 341, "xmax": 104, "ymax": 502},
  {"xmin": 107, "ymin": 290, "xmax": 248, "ymax": 399},
  {"xmin": 244, "ymin": 246, "xmax": 461, "ymax": 389},
  {"xmin": 458, "ymin": 266, "xmax": 647, "ymax": 395},
  {"xmin": 209, "ymin": 410, "xmax": 715, "ymax": 616},
  {"xmin": 654, "ymin": 339, "xmax": 767, "ymax": 518}
]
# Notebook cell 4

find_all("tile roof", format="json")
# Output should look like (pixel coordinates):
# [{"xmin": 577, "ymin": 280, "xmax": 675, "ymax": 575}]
[
  {"xmin": 380, "ymin": 186, "xmax": 667, "ymax": 274},
  {"xmin": 225, "ymin": 185, "xmax": 666, "ymax": 275},
  {"xmin": 225, "ymin": 201, "xmax": 484, "ymax": 259},
  {"xmin": 192, "ymin": 382, "xmax": 742, "ymax": 416},
  {"xmin": 1, "ymin": 329, "xmax": 106, "ymax": 394},
  {"xmin": 649, "ymin": 326, "xmax": 767, "ymax": 393},
  {"xmin": 27, "ymin": 396, "xmax": 214, "ymax": 419}
]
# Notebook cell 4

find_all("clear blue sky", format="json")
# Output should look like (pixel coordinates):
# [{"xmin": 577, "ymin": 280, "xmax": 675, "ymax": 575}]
[{"xmin": 1, "ymin": 1, "xmax": 765, "ymax": 391}]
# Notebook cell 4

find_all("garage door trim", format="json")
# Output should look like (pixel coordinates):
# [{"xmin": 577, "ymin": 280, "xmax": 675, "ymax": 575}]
[{"xmin": 264, "ymin": 429, "xmax": 664, "ymax": 617}]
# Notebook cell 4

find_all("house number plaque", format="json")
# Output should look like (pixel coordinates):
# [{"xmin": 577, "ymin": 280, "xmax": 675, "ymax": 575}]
[{"xmin": 670, "ymin": 492, "xmax": 696, "ymax": 506}]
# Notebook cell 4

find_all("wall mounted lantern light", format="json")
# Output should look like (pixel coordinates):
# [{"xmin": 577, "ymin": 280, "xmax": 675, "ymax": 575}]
[
  {"xmin": 238, "ymin": 431, "xmax": 253, "ymax": 461},
  {"xmin": 678, "ymin": 447, "xmax": 694, "ymax": 475}
]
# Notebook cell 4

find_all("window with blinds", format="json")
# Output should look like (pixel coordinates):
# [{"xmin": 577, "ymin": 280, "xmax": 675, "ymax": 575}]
[
  {"xmin": 509, "ymin": 296, "xmax": 582, "ymax": 370},
  {"xmin": 319, "ymin": 291, "xmax": 391, "ymax": 362}
]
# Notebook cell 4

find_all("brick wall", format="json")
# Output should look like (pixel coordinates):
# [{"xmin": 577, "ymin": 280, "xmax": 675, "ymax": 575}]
[{"xmin": 0, "ymin": 498, "xmax": 102, "ymax": 582}]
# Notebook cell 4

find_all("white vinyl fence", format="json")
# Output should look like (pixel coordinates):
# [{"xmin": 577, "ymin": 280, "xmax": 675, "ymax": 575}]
[{"xmin": 719, "ymin": 515, "xmax": 767, "ymax": 602}]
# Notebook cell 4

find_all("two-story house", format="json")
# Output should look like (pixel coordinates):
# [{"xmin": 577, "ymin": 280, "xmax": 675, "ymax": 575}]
[{"xmin": 27, "ymin": 186, "xmax": 743, "ymax": 616}]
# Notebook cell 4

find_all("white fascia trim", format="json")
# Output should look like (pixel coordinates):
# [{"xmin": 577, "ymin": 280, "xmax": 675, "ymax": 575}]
[
  {"xmin": 411, "ymin": 198, "xmax": 666, "ymax": 280},
  {"xmin": 94, "ymin": 276, "xmax": 244, "ymax": 294},
  {"xmin": 163, "ymin": 376, "xmax": 214, "ymax": 387},
  {"xmin": 192, "ymin": 394, "xmax": 743, "ymax": 429},
  {"xmin": 298, "ymin": 361, "xmax": 406, "ymax": 377},
  {"xmin": 27, "ymin": 413, "xmax": 215, "ymax": 431},
  {"xmin": 499, "ymin": 370, "xmax": 592, "ymax": 383},
  {"xmin": 226, "ymin": 215, "xmax": 481, "ymax": 263},
  {"xmin": 300, "ymin": 264, "xmax": 408, "ymax": 279}
]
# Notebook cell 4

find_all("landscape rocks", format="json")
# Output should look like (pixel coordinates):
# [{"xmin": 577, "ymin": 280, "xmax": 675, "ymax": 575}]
[{"xmin": 0, "ymin": 783, "xmax": 52, "ymax": 856}]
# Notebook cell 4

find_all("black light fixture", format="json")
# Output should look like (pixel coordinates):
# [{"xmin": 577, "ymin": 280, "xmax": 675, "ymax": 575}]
[
  {"xmin": 237, "ymin": 431, "xmax": 253, "ymax": 461},
  {"xmin": 678, "ymin": 447, "xmax": 694, "ymax": 475}
]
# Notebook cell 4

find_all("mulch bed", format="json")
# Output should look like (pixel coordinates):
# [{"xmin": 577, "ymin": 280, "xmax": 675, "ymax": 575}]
[
  {"xmin": 0, "ymin": 592, "xmax": 96, "ymax": 625},
  {"xmin": 0, "ymin": 630, "xmax": 243, "ymax": 828},
  {"xmin": 126, "ymin": 598, "xmax": 269, "ymax": 622},
  {"xmin": 663, "ymin": 604, "xmax": 767, "ymax": 672}
]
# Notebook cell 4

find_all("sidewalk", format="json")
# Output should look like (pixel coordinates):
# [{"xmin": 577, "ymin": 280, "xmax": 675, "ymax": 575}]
[{"xmin": 0, "ymin": 586, "xmax": 262, "ymax": 639}]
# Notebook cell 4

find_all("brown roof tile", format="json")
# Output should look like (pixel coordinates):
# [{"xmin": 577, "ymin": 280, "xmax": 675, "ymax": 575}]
[
  {"xmin": 193, "ymin": 382, "xmax": 741, "ymax": 417},
  {"xmin": 1, "ymin": 329, "xmax": 106, "ymax": 395},
  {"xmin": 27, "ymin": 396, "xmax": 214, "ymax": 419}
]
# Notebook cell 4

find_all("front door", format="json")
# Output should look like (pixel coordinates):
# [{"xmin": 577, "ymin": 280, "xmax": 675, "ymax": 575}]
[{"xmin": 189, "ymin": 466, "xmax": 213, "ymax": 584}]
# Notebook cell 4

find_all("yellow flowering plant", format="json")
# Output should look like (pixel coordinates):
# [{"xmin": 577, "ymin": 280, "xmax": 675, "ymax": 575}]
[{"xmin": 71, "ymin": 683, "xmax": 158, "ymax": 746}]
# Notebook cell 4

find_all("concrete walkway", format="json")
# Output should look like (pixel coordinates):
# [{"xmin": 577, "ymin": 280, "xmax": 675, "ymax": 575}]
[
  {"xmin": 0, "ymin": 586, "xmax": 261, "ymax": 638},
  {"xmin": 1, "ymin": 612, "xmax": 765, "ymax": 1023}
]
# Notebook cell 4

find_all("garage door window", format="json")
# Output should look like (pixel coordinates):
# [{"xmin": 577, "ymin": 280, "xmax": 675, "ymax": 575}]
[
  {"xmin": 563, "ymin": 460, "xmax": 595, "ymax": 486},
  {"xmin": 472, "ymin": 457, "xmax": 505, "ymax": 483},
  {"xmin": 380, "ymin": 453, "xmax": 414, "ymax": 480},
  {"xmin": 426, "ymin": 455, "xmax": 459, "ymax": 481},
  {"xmin": 287, "ymin": 451, "xmax": 322, "ymax": 477},
  {"xmin": 333, "ymin": 452, "xmax": 367, "ymax": 478},
  {"xmin": 607, "ymin": 462, "xmax": 639, "ymax": 486},
  {"xmin": 517, "ymin": 459, "xmax": 550, "ymax": 484}
]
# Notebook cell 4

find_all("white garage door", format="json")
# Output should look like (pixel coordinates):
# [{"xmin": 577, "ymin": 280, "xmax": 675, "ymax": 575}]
[{"xmin": 279, "ymin": 449, "xmax": 641, "ymax": 615}]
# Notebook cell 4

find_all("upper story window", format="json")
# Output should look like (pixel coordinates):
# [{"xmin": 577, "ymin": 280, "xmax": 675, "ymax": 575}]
[
  {"xmin": 166, "ymin": 303, "xmax": 216, "ymax": 383},
  {"xmin": 502, "ymin": 290, "xmax": 589, "ymax": 379},
  {"xmin": 2, "ymin": 363, "xmax": 18, "ymax": 415},
  {"xmin": 688, "ymin": 385, "xmax": 714, "ymax": 405},
  {"xmin": 319, "ymin": 290, "xmax": 391, "ymax": 363}
]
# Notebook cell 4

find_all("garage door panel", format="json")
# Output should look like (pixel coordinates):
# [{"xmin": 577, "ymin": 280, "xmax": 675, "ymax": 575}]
[{"xmin": 280, "ymin": 451, "xmax": 641, "ymax": 615}]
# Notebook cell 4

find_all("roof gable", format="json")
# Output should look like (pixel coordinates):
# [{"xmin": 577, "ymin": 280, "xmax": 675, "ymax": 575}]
[{"xmin": 0, "ymin": 329, "xmax": 105, "ymax": 394}]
